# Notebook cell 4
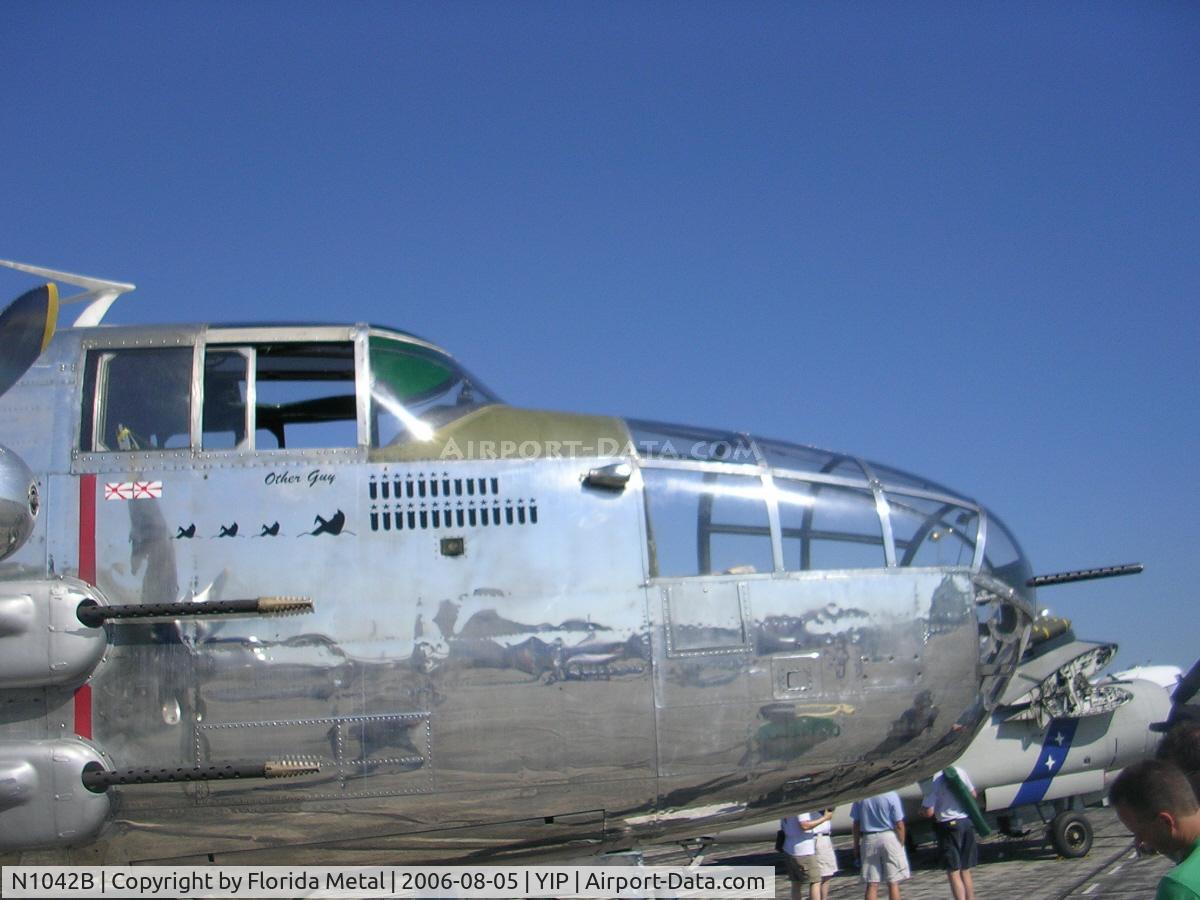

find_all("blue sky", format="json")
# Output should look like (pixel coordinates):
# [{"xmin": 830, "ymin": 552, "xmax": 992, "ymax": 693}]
[{"xmin": 1, "ymin": 3, "xmax": 1196, "ymax": 672}]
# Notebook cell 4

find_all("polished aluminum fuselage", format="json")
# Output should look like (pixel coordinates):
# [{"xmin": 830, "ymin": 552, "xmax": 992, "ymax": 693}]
[{"xmin": 0, "ymin": 324, "xmax": 1032, "ymax": 864}]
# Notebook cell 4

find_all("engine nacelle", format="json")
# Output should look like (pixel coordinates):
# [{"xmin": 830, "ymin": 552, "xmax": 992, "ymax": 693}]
[
  {"xmin": 0, "ymin": 740, "xmax": 112, "ymax": 851},
  {"xmin": 0, "ymin": 445, "xmax": 38, "ymax": 562},
  {"xmin": 0, "ymin": 578, "xmax": 109, "ymax": 690}
]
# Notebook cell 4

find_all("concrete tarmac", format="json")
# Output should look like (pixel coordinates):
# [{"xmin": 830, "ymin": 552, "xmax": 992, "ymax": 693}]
[{"xmin": 658, "ymin": 806, "xmax": 1175, "ymax": 899}]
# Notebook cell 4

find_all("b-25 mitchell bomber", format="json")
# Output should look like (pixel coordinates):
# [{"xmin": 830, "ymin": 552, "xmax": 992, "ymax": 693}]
[
  {"xmin": 0, "ymin": 259, "xmax": 1056, "ymax": 864},
  {"xmin": 698, "ymin": 613, "xmax": 1168, "ymax": 860}
]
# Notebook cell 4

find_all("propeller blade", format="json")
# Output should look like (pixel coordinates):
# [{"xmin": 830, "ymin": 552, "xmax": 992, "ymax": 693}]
[{"xmin": 0, "ymin": 283, "xmax": 58, "ymax": 399}]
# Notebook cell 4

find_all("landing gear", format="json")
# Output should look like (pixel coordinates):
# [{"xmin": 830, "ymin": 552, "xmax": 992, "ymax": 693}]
[{"xmin": 1049, "ymin": 810, "xmax": 1093, "ymax": 858}]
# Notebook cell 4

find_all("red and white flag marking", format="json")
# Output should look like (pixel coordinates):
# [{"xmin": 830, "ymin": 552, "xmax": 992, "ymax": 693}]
[{"xmin": 104, "ymin": 481, "xmax": 163, "ymax": 501}]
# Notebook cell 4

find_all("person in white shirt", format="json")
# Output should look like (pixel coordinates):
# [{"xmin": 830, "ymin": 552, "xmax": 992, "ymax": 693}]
[
  {"xmin": 807, "ymin": 808, "xmax": 838, "ymax": 900},
  {"xmin": 780, "ymin": 808, "xmax": 835, "ymax": 900},
  {"xmin": 921, "ymin": 767, "xmax": 979, "ymax": 900}
]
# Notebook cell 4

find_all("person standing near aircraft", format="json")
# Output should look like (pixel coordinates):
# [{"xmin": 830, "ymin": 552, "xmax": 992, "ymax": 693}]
[
  {"xmin": 780, "ymin": 810, "xmax": 826, "ymax": 900},
  {"xmin": 921, "ymin": 766, "xmax": 979, "ymax": 900},
  {"xmin": 810, "ymin": 807, "xmax": 838, "ymax": 900},
  {"xmin": 851, "ymin": 791, "xmax": 910, "ymax": 900},
  {"xmin": 1109, "ymin": 759, "xmax": 1200, "ymax": 899}
]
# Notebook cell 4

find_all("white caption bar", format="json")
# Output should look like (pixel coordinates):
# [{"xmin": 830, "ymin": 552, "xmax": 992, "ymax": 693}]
[{"xmin": 2, "ymin": 865, "xmax": 775, "ymax": 899}]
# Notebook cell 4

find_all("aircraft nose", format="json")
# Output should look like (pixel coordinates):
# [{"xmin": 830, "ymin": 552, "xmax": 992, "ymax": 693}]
[
  {"xmin": 625, "ymin": 420, "xmax": 1038, "ymax": 732},
  {"xmin": 973, "ymin": 572, "xmax": 1036, "ymax": 711}
]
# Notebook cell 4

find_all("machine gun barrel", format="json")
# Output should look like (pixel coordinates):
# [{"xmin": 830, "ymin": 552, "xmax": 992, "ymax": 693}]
[
  {"xmin": 81, "ymin": 759, "xmax": 320, "ymax": 793},
  {"xmin": 76, "ymin": 596, "xmax": 312, "ymax": 627},
  {"xmin": 1026, "ymin": 563, "xmax": 1143, "ymax": 588}
]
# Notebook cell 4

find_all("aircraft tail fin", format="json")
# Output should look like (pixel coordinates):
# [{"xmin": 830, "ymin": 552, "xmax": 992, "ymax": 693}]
[
  {"xmin": 0, "ymin": 259, "xmax": 135, "ymax": 326},
  {"xmin": 1151, "ymin": 656, "xmax": 1200, "ymax": 732}
]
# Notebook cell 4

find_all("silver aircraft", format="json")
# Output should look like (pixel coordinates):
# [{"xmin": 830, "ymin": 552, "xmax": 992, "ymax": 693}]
[
  {"xmin": 702, "ymin": 617, "xmax": 1170, "ymax": 859},
  {"xmin": 0, "ymin": 260, "xmax": 1051, "ymax": 864},
  {"xmin": 849, "ymin": 618, "xmax": 1171, "ymax": 859},
  {"xmin": 951, "ymin": 620, "xmax": 1171, "ymax": 857}
]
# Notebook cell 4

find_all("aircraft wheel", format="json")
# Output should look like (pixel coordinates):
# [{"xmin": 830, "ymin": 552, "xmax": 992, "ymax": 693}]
[{"xmin": 1050, "ymin": 811, "xmax": 1093, "ymax": 858}]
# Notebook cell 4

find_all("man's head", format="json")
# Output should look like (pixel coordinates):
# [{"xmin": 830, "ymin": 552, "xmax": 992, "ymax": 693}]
[
  {"xmin": 1157, "ymin": 720, "xmax": 1200, "ymax": 799},
  {"xmin": 1108, "ymin": 759, "xmax": 1200, "ymax": 858}
]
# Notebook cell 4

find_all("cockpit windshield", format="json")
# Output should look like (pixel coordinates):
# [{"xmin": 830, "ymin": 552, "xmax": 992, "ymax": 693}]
[
  {"xmin": 368, "ymin": 335, "xmax": 499, "ymax": 446},
  {"xmin": 628, "ymin": 419, "xmax": 1035, "ymax": 598},
  {"xmin": 979, "ymin": 511, "xmax": 1034, "ymax": 602}
]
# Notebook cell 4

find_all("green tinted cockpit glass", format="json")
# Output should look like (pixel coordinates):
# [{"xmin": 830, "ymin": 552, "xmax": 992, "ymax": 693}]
[
  {"xmin": 371, "ymin": 340, "xmax": 457, "ymax": 403},
  {"xmin": 368, "ymin": 335, "xmax": 498, "ymax": 446}
]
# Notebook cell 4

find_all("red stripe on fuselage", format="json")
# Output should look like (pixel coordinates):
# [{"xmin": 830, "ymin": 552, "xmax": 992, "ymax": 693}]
[
  {"xmin": 76, "ymin": 474, "xmax": 97, "ymax": 738},
  {"xmin": 79, "ymin": 473, "xmax": 97, "ymax": 584},
  {"xmin": 73, "ymin": 683, "xmax": 93, "ymax": 739}
]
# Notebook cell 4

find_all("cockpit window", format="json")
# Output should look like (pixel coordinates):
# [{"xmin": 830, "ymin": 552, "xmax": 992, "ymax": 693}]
[
  {"xmin": 981, "ymin": 511, "xmax": 1034, "ymax": 598},
  {"xmin": 776, "ymin": 477, "xmax": 887, "ymax": 570},
  {"xmin": 633, "ymin": 430, "xmax": 1034, "ymax": 584},
  {"xmin": 81, "ymin": 347, "xmax": 193, "ymax": 452},
  {"xmin": 888, "ymin": 492, "xmax": 980, "ymax": 567},
  {"xmin": 202, "ymin": 342, "xmax": 358, "ymax": 450},
  {"xmin": 642, "ymin": 468, "xmax": 774, "ymax": 578},
  {"xmin": 255, "ymin": 344, "xmax": 357, "ymax": 449},
  {"xmin": 869, "ymin": 462, "xmax": 963, "ymax": 499},
  {"xmin": 368, "ymin": 336, "xmax": 497, "ymax": 446},
  {"xmin": 202, "ymin": 349, "xmax": 250, "ymax": 449},
  {"xmin": 757, "ymin": 438, "xmax": 869, "ymax": 482}
]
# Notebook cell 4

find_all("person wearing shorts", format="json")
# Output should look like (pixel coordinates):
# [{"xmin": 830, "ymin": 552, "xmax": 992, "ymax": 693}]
[
  {"xmin": 921, "ymin": 767, "xmax": 979, "ymax": 900},
  {"xmin": 851, "ymin": 791, "xmax": 910, "ymax": 900},
  {"xmin": 808, "ymin": 808, "xmax": 838, "ymax": 900},
  {"xmin": 780, "ymin": 812, "xmax": 824, "ymax": 900}
]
